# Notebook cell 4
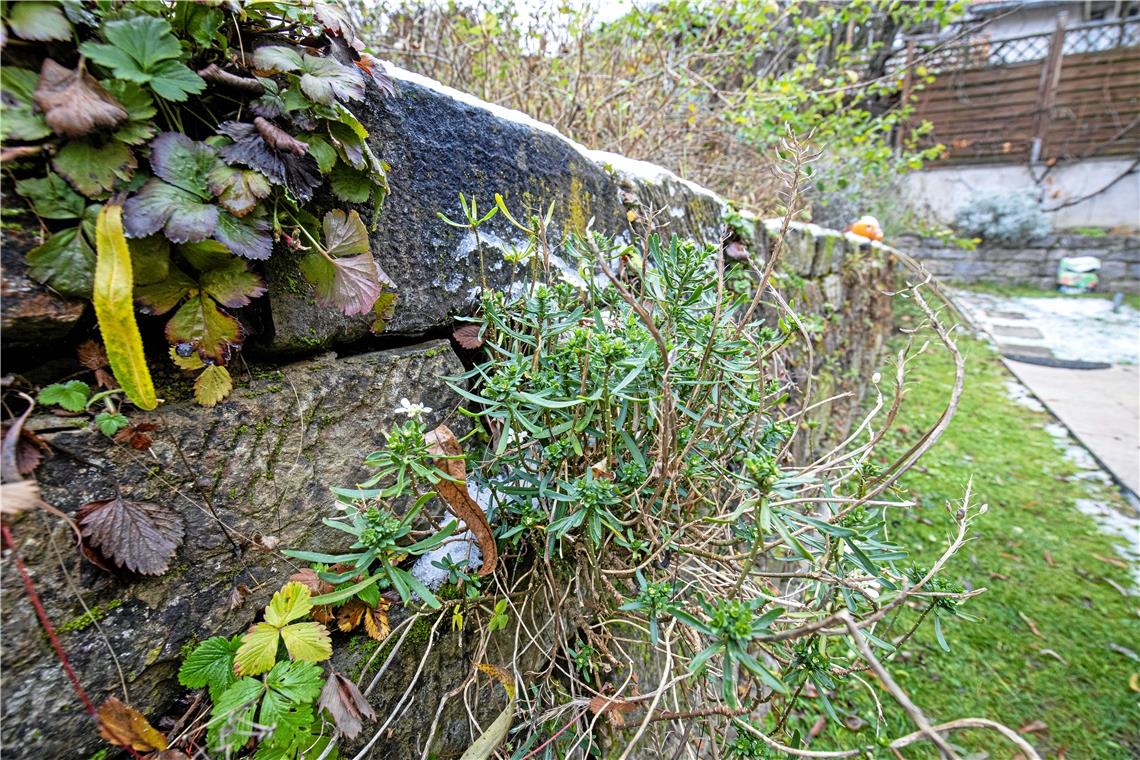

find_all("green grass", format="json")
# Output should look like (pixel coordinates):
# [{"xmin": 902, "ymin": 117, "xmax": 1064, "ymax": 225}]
[
  {"xmin": 954, "ymin": 280, "xmax": 1140, "ymax": 311},
  {"xmin": 804, "ymin": 298, "xmax": 1139, "ymax": 758}
]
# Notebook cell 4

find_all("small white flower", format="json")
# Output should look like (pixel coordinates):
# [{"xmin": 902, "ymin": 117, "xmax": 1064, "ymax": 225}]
[
  {"xmin": 871, "ymin": 372, "xmax": 882, "ymax": 384},
  {"xmin": 396, "ymin": 397, "xmax": 433, "ymax": 419}
]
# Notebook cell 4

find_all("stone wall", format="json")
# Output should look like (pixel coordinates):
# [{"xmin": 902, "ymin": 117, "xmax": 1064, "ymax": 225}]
[
  {"xmin": 0, "ymin": 66, "xmax": 896, "ymax": 758},
  {"xmin": 899, "ymin": 233, "xmax": 1140, "ymax": 293}
]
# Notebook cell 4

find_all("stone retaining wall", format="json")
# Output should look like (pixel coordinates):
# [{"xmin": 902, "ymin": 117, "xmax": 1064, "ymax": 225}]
[
  {"xmin": 0, "ymin": 65, "xmax": 896, "ymax": 758},
  {"xmin": 898, "ymin": 233, "xmax": 1140, "ymax": 293}
]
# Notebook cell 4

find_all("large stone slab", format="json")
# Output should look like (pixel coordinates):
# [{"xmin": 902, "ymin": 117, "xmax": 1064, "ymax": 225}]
[
  {"xmin": 265, "ymin": 69, "xmax": 632, "ymax": 351},
  {"xmin": 0, "ymin": 341, "xmax": 466, "ymax": 757}
]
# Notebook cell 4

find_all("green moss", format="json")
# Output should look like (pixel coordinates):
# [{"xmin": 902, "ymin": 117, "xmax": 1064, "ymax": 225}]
[{"xmin": 59, "ymin": 599, "xmax": 123, "ymax": 634}]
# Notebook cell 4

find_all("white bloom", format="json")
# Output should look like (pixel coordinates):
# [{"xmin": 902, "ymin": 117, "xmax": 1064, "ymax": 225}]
[
  {"xmin": 871, "ymin": 372, "xmax": 881, "ymax": 384},
  {"xmin": 396, "ymin": 397, "xmax": 433, "ymax": 419}
]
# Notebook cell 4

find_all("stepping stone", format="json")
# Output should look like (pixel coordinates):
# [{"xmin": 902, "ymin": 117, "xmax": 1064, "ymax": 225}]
[
  {"xmin": 1000, "ymin": 344, "xmax": 1054, "ymax": 358},
  {"xmin": 988, "ymin": 310, "xmax": 1028, "ymax": 320},
  {"xmin": 993, "ymin": 324, "xmax": 1045, "ymax": 340}
]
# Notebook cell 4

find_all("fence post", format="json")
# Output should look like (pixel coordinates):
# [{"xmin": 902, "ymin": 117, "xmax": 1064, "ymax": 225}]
[
  {"xmin": 895, "ymin": 38, "xmax": 918, "ymax": 150},
  {"xmin": 1031, "ymin": 12, "xmax": 1068, "ymax": 163}
]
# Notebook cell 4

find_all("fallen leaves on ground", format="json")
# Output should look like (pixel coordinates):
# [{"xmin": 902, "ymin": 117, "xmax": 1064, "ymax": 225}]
[
  {"xmin": 35, "ymin": 58, "xmax": 127, "ymax": 137},
  {"xmin": 77, "ymin": 496, "xmax": 185, "ymax": 575},
  {"xmin": 424, "ymin": 424, "xmax": 497, "ymax": 577},
  {"xmin": 97, "ymin": 697, "xmax": 168, "ymax": 752},
  {"xmin": 318, "ymin": 671, "xmax": 375, "ymax": 740},
  {"xmin": 114, "ymin": 420, "xmax": 158, "ymax": 451}
]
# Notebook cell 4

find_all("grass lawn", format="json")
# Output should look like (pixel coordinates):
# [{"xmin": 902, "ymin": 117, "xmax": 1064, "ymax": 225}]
[{"xmin": 804, "ymin": 297, "xmax": 1140, "ymax": 758}]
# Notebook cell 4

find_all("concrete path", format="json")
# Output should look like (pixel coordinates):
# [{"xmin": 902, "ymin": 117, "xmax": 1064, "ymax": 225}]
[{"xmin": 951, "ymin": 289, "xmax": 1140, "ymax": 498}]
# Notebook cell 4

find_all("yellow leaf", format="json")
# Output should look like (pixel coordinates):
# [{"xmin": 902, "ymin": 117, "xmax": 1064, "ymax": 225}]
[
  {"xmin": 265, "ymin": 581, "xmax": 313, "ymax": 627},
  {"xmin": 97, "ymin": 697, "xmax": 168, "ymax": 752},
  {"xmin": 234, "ymin": 622, "xmax": 280, "ymax": 676},
  {"xmin": 280, "ymin": 621, "xmax": 332, "ymax": 662},
  {"xmin": 169, "ymin": 346, "xmax": 204, "ymax": 371},
  {"xmin": 94, "ymin": 204, "xmax": 157, "ymax": 410},
  {"xmin": 194, "ymin": 364, "xmax": 233, "ymax": 407}
]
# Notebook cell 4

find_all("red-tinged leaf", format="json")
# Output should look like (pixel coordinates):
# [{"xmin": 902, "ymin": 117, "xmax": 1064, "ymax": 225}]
[
  {"xmin": 217, "ymin": 120, "xmax": 321, "ymax": 202},
  {"xmin": 322, "ymin": 209, "xmax": 369, "ymax": 258},
  {"xmin": 289, "ymin": 567, "xmax": 333, "ymax": 596},
  {"xmin": 318, "ymin": 671, "xmax": 376, "ymax": 740},
  {"xmin": 299, "ymin": 252, "xmax": 383, "ymax": 317},
  {"xmin": 96, "ymin": 698, "xmax": 168, "ymax": 752},
  {"xmin": 35, "ymin": 58, "xmax": 127, "ymax": 138},
  {"xmin": 424, "ymin": 424, "xmax": 497, "ymax": 577},
  {"xmin": 77, "ymin": 497, "xmax": 185, "ymax": 576},
  {"xmin": 165, "ymin": 294, "xmax": 242, "ymax": 365},
  {"xmin": 113, "ymin": 421, "xmax": 157, "ymax": 451},
  {"xmin": 134, "ymin": 266, "xmax": 196, "ymax": 316},
  {"xmin": 453, "ymin": 324, "xmax": 484, "ymax": 350}
]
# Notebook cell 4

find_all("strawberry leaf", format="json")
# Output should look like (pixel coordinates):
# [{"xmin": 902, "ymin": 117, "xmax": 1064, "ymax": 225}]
[
  {"xmin": 206, "ymin": 677, "xmax": 262, "ymax": 754},
  {"xmin": 329, "ymin": 165, "xmax": 372, "ymax": 204},
  {"xmin": 234, "ymin": 623, "xmax": 279, "ymax": 676},
  {"xmin": 104, "ymin": 80, "xmax": 157, "ymax": 145},
  {"xmin": 207, "ymin": 165, "xmax": 271, "ymax": 218},
  {"xmin": 165, "ymin": 294, "xmax": 242, "ymax": 364},
  {"xmin": 77, "ymin": 497, "xmax": 185, "ymax": 575},
  {"xmin": 7, "ymin": 2, "xmax": 72, "ymax": 42},
  {"xmin": 279, "ymin": 622, "xmax": 333, "ymax": 663},
  {"xmin": 79, "ymin": 16, "xmax": 204, "ymax": 102},
  {"xmin": 217, "ymin": 120, "xmax": 321, "ymax": 201},
  {"xmin": 200, "ymin": 259, "xmax": 266, "ymax": 307},
  {"xmin": 123, "ymin": 178, "xmax": 218, "ymax": 244},
  {"xmin": 214, "ymin": 209, "xmax": 273, "ymax": 261},
  {"xmin": 297, "ymin": 56, "xmax": 365, "ymax": 105},
  {"xmin": 37, "ymin": 380, "xmax": 90, "ymax": 412},
  {"xmin": 0, "ymin": 67, "xmax": 51, "ymax": 140},
  {"xmin": 134, "ymin": 266, "xmax": 196, "ymax": 316},
  {"xmin": 53, "ymin": 140, "xmax": 137, "ymax": 198},
  {"xmin": 149, "ymin": 132, "xmax": 218, "ymax": 197},
  {"xmin": 178, "ymin": 635, "xmax": 241, "ymax": 701},
  {"xmin": 265, "ymin": 659, "xmax": 323, "ymax": 705},
  {"xmin": 27, "ymin": 226, "xmax": 96, "ymax": 297},
  {"xmin": 265, "ymin": 582, "xmax": 314, "ymax": 627},
  {"xmin": 194, "ymin": 365, "xmax": 233, "ymax": 407},
  {"xmin": 95, "ymin": 411, "xmax": 129, "ymax": 437}
]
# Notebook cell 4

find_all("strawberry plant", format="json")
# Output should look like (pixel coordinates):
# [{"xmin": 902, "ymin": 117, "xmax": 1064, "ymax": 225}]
[{"xmin": 2, "ymin": 0, "xmax": 397, "ymax": 408}]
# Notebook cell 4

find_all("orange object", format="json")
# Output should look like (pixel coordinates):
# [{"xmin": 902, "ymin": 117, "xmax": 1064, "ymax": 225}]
[{"xmin": 848, "ymin": 215, "xmax": 884, "ymax": 242}]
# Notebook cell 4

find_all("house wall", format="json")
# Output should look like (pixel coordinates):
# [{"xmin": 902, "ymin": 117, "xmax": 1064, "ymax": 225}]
[{"xmin": 903, "ymin": 157, "xmax": 1140, "ymax": 230}]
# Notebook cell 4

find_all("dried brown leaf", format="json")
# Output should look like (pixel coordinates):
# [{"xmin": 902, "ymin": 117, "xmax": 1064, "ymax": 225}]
[
  {"xmin": 77, "ymin": 340, "xmax": 110, "ymax": 370},
  {"xmin": 229, "ymin": 584, "xmax": 251, "ymax": 611},
  {"xmin": 35, "ymin": 58, "xmax": 127, "ymax": 138},
  {"xmin": 1, "ymin": 423, "xmax": 50, "ymax": 477},
  {"xmin": 253, "ymin": 116, "xmax": 308, "ymax": 156},
  {"xmin": 96, "ymin": 697, "xmax": 168, "ymax": 752},
  {"xmin": 424, "ymin": 424, "xmax": 497, "ymax": 577},
  {"xmin": 587, "ymin": 694, "xmax": 636, "ymax": 727},
  {"xmin": 1, "ymin": 146, "xmax": 42, "ymax": 162},
  {"xmin": 362, "ymin": 598, "xmax": 391, "ymax": 641},
  {"xmin": 453, "ymin": 323, "xmax": 484, "ymax": 350},
  {"xmin": 318, "ymin": 671, "xmax": 376, "ymax": 740},
  {"xmin": 336, "ymin": 598, "xmax": 367, "ymax": 633},
  {"xmin": 114, "ymin": 421, "xmax": 157, "ymax": 451},
  {"xmin": 77, "ymin": 497, "xmax": 185, "ymax": 575},
  {"xmin": 198, "ymin": 64, "xmax": 264, "ymax": 95}
]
